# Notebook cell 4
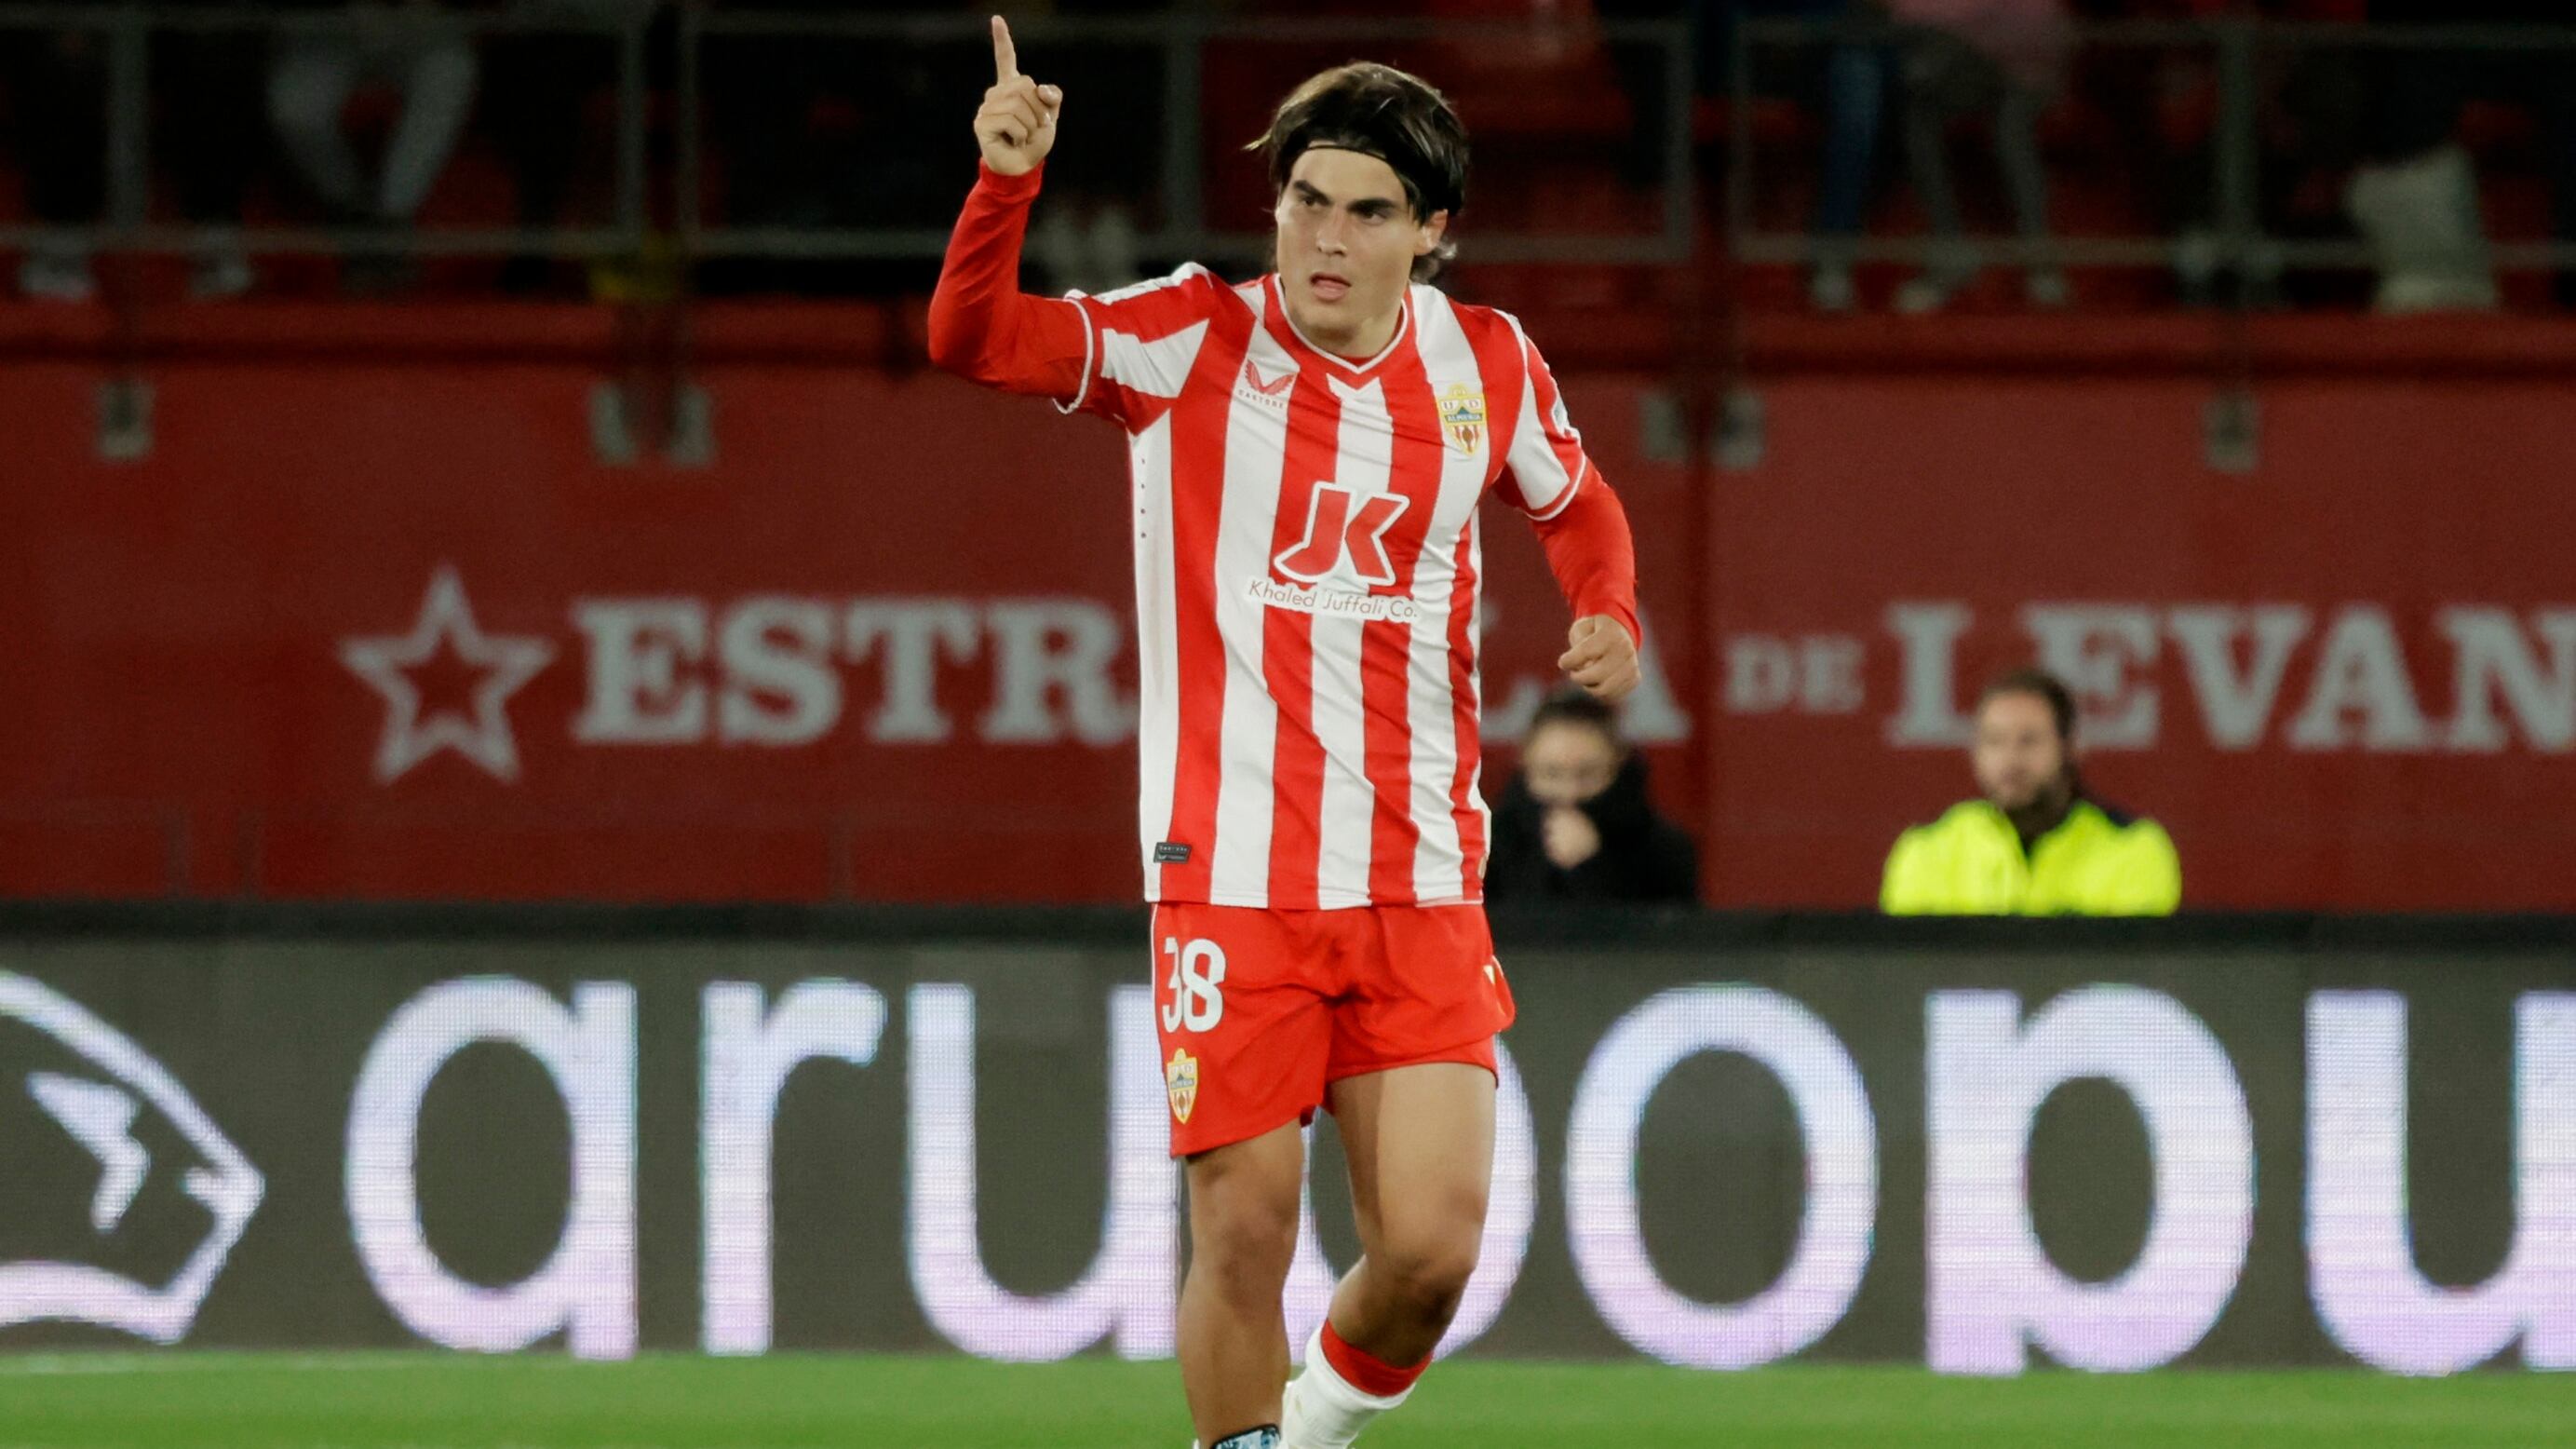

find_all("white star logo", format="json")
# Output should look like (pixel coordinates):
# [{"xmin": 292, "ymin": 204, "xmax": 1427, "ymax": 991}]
[{"xmin": 340, "ymin": 565, "xmax": 554, "ymax": 783}]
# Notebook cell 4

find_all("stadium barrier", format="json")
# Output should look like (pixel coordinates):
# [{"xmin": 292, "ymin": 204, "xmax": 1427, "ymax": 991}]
[
  {"xmin": 8, "ymin": 358, "xmax": 2576, "ymax": 911},
  {"xmin": 4, "ymin": 904, "xmax": 2569, "ymax": 1376}
]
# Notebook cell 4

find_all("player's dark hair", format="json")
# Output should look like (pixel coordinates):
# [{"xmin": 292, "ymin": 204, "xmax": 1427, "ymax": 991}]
[
  {"xmin": 1529, "ymin": 686, "xmax": 1623, "ymax": 750},
  {"xmin": 1252, "ymin": 61, "xmax": 1468, "ymax": 281},
  {"xmin": 1981, "ymin": 667, "xmax": 2079, "ymax": 744}
]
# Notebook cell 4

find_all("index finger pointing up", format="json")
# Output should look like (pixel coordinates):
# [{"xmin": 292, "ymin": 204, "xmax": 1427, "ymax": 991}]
[{"xmin": 991, "ymin": 15, "xmax": 1018, "ymax": 82}]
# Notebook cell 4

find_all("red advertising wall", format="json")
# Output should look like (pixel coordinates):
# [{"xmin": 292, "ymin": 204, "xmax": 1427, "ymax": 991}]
[
  {"xmin": 5, "ymin": 336, "xmax": 2572, "ymax": 909},
  {"xmin": 1703, "ymin": 379, "xmax": 2576, "ymax": 909}
]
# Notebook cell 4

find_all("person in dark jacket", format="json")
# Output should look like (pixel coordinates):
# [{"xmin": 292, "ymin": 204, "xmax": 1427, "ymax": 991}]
[{"xmin": 1487, "ymin": 689, "xmax": 1699, "ymax": 905}]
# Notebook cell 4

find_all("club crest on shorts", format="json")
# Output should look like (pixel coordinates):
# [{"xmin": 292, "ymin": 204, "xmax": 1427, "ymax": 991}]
[
  {"xmin": 1166, "ymin": 1047, "xmax": 1200, "ymax": 1124},
  {"xmin": 1436, "ymin": 384, "xmax": 1486, "ymax": 456}
]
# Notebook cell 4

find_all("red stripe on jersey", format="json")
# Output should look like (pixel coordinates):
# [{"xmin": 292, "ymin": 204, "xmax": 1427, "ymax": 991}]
[
  {"xmin": 1362, "ymin": 345, "xmax": 1450, "ymax": 902},
  {"xmin": 1154, "ymin": 308, "xmax": 1259, "ymax": 901},
  {"xmin": 1262, "ymin": 376, "xmax": 1346, "ymax": 909},
  {"xmin": 925, "ymin": 167, "xmax": 1089, "ymax": 403},
  {"xmin": 1518, "ymin": 330, "xmax": 1591, "ymax": 503},
  {"xmin": 1444, "ymin": 522, "xmax": 1487, "ymax": 898}
]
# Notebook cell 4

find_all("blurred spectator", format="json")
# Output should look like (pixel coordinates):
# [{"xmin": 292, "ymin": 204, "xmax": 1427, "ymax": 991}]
[
  {"xmin": 2342, "ymin": 1, "xmax": 2497, "ymax": 311},
  {"xmin": 1813, "ymin": 1, "xmax": 1895, "ymax": 306},
  {"xmin": 1886, "ymin": 0, "xmax": 2072, "ymax": 310},
  {"xmin": 1881, "ymin": 668, "xmax": 2178, "ymax": 915},
  {"xmin": 1487, "ymin": 689, "xmax": 1699, "ymax": 906},
  {"xmin": 1684, "ymin": 2, "xmax": 1898, "ymax": 312},
  {"xmin": 2340, "ymin": 2, "xmax": 2576, "ymax": 313},
  {"xmin": 4, "ymin": 24, "xmax": 106, "ymax": 300},
  {"xmin": 1807, "ymin": 3, "xmax": 1896, "ymax": 313},
  {"xmin": 1705, "ymin": 0, "xmax": 1900, "ymax": 312},
  {"xmin": 268, "ymin": 0, "xmax": 478, "ymax": 285}
]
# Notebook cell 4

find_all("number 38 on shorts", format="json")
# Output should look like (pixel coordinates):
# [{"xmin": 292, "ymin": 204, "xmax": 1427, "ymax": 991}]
[
  {"xmin": 1160, "ymin": 936, "xmax": 1228, "ymax": 1034},
  {"xmin": 1144, "ymin": 902, "xmax": 1516, "ymax": 1158}
]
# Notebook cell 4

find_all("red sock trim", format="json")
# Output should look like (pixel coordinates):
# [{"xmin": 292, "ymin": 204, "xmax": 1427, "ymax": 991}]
[{"xmin": 1319, "ymin": 1320, "xmax": 1428, "ymax": 1399}]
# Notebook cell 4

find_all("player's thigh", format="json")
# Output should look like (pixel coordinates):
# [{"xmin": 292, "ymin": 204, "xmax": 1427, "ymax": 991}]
[
  {"xmin": 1153, "ymin": 902, "xmax": 1334, "ymax": 1158},
  {"xmin": 1328, "ymin": 1061, "xmax": 1496, "ymax": 1264},
  {"xmin": 1182, "ymin": 1117, "xmax": 1307, "ymax": 1278},
  {"xmin": 1319, "ymin": 903, "xmax": 1509, "ymax": 1247}
]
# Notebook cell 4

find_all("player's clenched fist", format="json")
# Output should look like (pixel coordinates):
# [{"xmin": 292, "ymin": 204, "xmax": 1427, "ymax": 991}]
[
  {"xmin": 976, "ymin": 16, "xmax": 1060, "ymax": 176},
  {"xmin": 1559, "ymin": 616, "xmax": 1640, "ymax": 703}
]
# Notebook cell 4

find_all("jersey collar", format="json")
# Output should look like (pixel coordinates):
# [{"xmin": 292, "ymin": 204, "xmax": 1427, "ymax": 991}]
[{"xmin": 1262, "ymin": 274, "xmax": 1413, "ymax": 379}]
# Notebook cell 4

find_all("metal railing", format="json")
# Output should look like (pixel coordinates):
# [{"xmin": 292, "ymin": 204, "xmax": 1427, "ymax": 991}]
[
  {"xmin": 0, "ymin": 5, "xmax": 1698, "ymax": 272},
  {"xmin": 1730, "ymin": 15, "xmax": 2576, "ymax": 281},
  {"xmin": 1, "ymin": 7, "xmax": 2571, "ymax": 288},
  {"xmin": 0, "ymin": 2, "xmax": 653, "ymax": 258},
  {"xmin": 673, "ymin": 10, "xmax": 1698, "ymax": 267}
]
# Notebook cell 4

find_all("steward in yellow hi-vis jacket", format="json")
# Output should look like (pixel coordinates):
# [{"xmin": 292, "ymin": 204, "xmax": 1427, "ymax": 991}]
[
  {"xmin": 1881, "ymin": 797, "xmax": 2180, "ymax": 915},
  {"xmin": 1881, "ymin": 668, "xmax": 2181, "ymax": 917}
]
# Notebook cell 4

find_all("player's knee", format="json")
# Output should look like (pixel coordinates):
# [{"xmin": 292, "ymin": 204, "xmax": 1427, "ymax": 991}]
[
  {"xmin": 1193, "ymin": 1197, "xmax": 1299, "ymax": 1304},
  {"xmin": 1190, "ymin": 1159, "xmax": 1298, "ymax": 1299},
  {"xmin": 1376, "ymin": 1230, "xmax": 1481, "ymax": 1324}
]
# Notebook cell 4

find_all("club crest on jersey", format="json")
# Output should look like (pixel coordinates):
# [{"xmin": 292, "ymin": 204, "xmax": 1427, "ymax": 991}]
[
  {"xmin": 1166, "ymin": 1047, "xmax": 1201, "ymax": 1124},
  {"xmin": 1437, "ymin": 384, "xmax": 1486, "ymax": 456}
]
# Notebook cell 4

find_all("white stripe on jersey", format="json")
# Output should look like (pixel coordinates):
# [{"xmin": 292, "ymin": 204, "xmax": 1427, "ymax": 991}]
[
  {"xmin": 1313, "ymin": 374, "xmax": 1396, "ymax": 905},
  {"xmin": 1104, "ymin": 319, "xmax": 1208, "ymax": 405},
  {"xmin": 1205, "ymin": 313, "xmax": 1297, "ymax": 901},
  {"xmin": 1086, "ymin": 262, "xmax": 1218, "ymax": 305},
  {"xmin": 1130, "ymin": 409, "xmax": 1182, "ymax": 884},
  {"xmin": 1499, "ymin": 313, "xmax": 1577, "ymax": 516},
  {"xmin": 1405, "ymin": 293, "xmax": 1489, "ymax": 900},
  {"xmin": 1065, "ymin": 264, "xmax": 1218, "ymax": 415}
]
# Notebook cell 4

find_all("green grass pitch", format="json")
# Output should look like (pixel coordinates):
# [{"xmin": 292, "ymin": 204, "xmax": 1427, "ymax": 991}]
[{"xmin": 0, "ymin": 1353, "xmax": 2568, "ymax": 1448}]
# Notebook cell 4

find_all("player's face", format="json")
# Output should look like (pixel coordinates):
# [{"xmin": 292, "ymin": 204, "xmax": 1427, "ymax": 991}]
[
  {"xmin": 1973, "ymin": 691, "xmax": 2070, "ymax": 814},
  {"xmin": 1523, "ymin": 722, "xmax": 1623, "ymax": 808},
  {"xmin": 1274, "ymin": 147, "xmax": 1448, "ymax": 354}
]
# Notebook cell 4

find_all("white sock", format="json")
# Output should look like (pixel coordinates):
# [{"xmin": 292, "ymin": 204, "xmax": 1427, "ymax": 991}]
[{"xmin": 1281, "ymin": 1326, "xmax": 1411, "ymax": 1449}]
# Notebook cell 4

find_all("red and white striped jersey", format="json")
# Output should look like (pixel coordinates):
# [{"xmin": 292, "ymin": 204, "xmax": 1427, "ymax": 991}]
[{"xmin": 1058, "ymin": 265, "xmax": 1608, "ymax": 908}]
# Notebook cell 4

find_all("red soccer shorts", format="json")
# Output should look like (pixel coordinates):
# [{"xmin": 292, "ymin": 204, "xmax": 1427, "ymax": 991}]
[{"xmin": 1149, "ymin": 901, "xmax": 1517, "ymax": 1158}]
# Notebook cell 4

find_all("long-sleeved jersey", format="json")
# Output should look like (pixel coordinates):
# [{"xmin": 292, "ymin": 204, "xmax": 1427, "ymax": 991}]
[{"xmin": 930, "ymin": 164, "xmax": 1639, "ymax": 907}]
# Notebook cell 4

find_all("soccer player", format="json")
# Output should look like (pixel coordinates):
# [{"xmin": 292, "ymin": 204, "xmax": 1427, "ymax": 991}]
[{"xmin": 928, "ymin": 20, "xmax": 1643, "ymax": 1449}]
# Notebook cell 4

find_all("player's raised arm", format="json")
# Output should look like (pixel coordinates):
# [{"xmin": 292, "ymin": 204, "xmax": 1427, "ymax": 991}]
[
  {"xmin": 926, "ymin": 17, "xmax": 1086, "ymax": 399},
  {"xmin": 975, "ymin": 16, "xmax": 1060, "ymax": 176}
]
